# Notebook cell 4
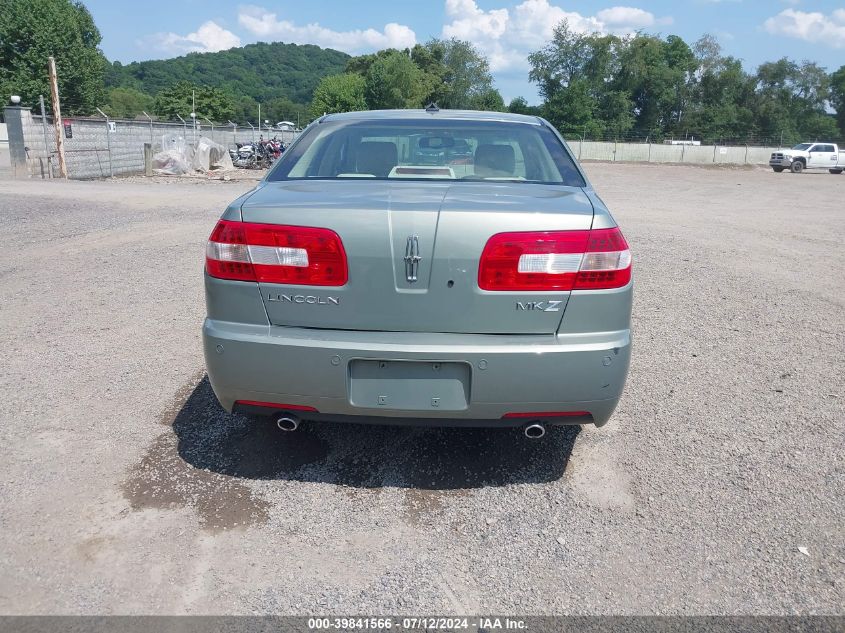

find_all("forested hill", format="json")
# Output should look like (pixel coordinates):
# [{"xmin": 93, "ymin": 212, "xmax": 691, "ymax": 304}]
[{"xmin": 105, "ymin": 41, "xmax": 350, "ymax": 105}]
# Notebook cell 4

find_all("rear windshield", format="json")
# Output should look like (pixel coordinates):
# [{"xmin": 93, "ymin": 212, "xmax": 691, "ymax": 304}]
[{"xmin": 267, "ymin": 118, "xmax": 586, "ymax": 187}]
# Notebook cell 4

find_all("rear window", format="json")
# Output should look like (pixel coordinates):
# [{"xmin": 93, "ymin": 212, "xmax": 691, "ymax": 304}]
[{"xmin": 267, "ymin": 118, "xmax": 585, "ymax": 187}]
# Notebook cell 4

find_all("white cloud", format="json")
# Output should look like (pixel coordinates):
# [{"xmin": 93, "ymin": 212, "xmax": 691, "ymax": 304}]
[
  {"xmin": 763, "ymin": 8, "xmax": 845, "ymax": 48},
  {"xmin": 151, "ymin": 21, "xmax": 241, "ymax": 54},
  {"xmin": 441, "ymin": 0, "xmax": 671, "ymax": 72},
  {"xmin": 237, "ymin": 5, "xmax": 416, "ymax": 54},
  {"xmin": 596, "ymin": 6, "xmax": 655, "ymax": 28},
  {"xmin": 443, "ymin": 0, "xmax": 510, "ymax": 40}
]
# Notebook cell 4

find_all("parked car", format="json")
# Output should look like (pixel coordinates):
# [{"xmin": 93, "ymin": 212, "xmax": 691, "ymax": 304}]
[
  {"xmin": 770, "ymin": 143, "xmax": 844, "ymax": 174},
  {"xmin": 203, "ymin": 109, "xmax": 633, "ymax": 438}
]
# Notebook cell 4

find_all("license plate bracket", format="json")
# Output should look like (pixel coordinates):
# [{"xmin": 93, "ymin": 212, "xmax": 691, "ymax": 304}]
[{"xmin": 348, "ymin": 360, "xmax": 470, "ymax": 411}]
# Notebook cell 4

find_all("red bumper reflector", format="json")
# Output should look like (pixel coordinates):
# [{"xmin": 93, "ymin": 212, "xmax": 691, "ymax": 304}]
[
  {"xmin": 502, "ymin": 411, "xmax": 590, "ymax": 419},
  {"xmin": 235, "ymin": 400, "xmax": 319, "ymax": 413}
]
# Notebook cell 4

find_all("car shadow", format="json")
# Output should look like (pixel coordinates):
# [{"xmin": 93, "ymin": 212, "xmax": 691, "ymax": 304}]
[{"xmin": 171, "ymin": 377, "xmax": 580, "ymax": 490}]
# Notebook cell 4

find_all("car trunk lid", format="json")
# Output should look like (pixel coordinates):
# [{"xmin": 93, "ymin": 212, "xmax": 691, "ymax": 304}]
[{"xmin": 240, "ymin": 180, "xmax": 595, "ymax": 334}]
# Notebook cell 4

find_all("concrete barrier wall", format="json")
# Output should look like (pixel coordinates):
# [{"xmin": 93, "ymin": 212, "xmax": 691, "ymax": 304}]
[
  {"xmin": 8, "ymin": 108, "xmax": 299, "ymax": 179},
  {"xmin": 0, "ymin": 146, "xmax": 10, "ymax": 178},
  {"xmin": 0, "ymin": 123, "xmax": 9, "ymax": 178},
  {"xmin": 569, "ymin": 140, "xmax": 777, "ymax": 166}
]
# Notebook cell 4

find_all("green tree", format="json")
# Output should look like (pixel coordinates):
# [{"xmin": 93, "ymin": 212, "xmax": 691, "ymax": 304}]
[
  {"xmin": 364, "ymin": 51, "xmax": 432, "ymax": 109},
  {"xmin": 528, "ymin": 21, "xmax": 595, "ymax": 101},
  {"xmin": 830, "ymin": 65, "xmax": 845, "ymax": 136},
  {"xmin": 680, "ymin": 36, "xmax": 758, "ymax": 142},
  {"xmin": 542, "ymin": 79, "xmax": 600, "ymax": 137},
  {"xmin": 753, "ymin": 59, "xmax": 833, "ymax": 144},
  {"xmin": 424, "ymin": 39, "xmax": 495, "ymax": 109},
  {"xmin": 266, "ymin": 96, "xmax": 308, "ymax": 128},
  {"xmin": 613, "ymin": 34, "xmax": 697, "ymax": 135},
  {"xmin": 684, "ymin": 56, "xmax": 756, "ymax": 142},
  {"xmin": 105, "ymin": 41, "xmax": 349, "ymax": 122},
  {"xmin": 409, "ymin": 43, "xmax": 449, "ymax": 105},
  {"xmin": 310, "ymin": 73, "xmax": 367, "ymax": 117},
  {"xmin": 0, "ymin": 0, "xmax": 106, "ymax": 114},
  {"xmin": 105, "ymin": 87, "xmax": 153, "ymax": 119},
  {"xmin": 153, "ymin": 81, "xmax": 236, "ymax": 122},
  {"xmin": 528, "ymin": 22, "xmax": 634, "ymax": 138},
  {"xmin": 469, "ymin": 88, "xmax": 506, "ymax": 112},
  {"xmin": 507, "ymin": 96, "xmax": 541, "ymax": 116},
  {"xmin": 345, "ymin": 49, "xmax": 402, "ymax": 76}
]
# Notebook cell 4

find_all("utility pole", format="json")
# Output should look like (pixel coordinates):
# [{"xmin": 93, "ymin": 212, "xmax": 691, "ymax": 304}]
[{"xmin": 47, "ymin": 56, "xmax": 68, "ymax": 178}]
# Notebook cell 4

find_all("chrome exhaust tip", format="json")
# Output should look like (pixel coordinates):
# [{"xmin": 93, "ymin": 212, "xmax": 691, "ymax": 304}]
[
  {"xmin": 524, "ymin": 423, "xmax": 546, "ymax": 439},
  {"xmin": 276, "ymin": 415, "xmax": 300, "ymax": 432}
]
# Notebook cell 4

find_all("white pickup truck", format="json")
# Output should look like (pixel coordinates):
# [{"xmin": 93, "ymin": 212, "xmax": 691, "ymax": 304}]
[{"xmin": 770, "ymin": 143, "xmax": 844, "ymax": 174}]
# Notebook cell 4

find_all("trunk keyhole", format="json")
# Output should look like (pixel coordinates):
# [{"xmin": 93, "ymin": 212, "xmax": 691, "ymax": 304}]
[{"xmin": 447, "ymin": 280, "xmax": 454, "ymax": 288}]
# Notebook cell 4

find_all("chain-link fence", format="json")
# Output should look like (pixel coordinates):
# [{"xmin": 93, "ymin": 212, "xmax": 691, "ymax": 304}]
[
  {"xmin": 7, "ymin": 107, "xmax": 300, "ymax": 179},
  {"xmin": 8, "ymin": 105, "xmax": 842, "ymax": 178}
]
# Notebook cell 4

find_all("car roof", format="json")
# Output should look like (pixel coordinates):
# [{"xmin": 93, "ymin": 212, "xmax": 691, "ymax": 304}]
[{"xmin": 320, "ymin": 109, "xmax": 544, "ymax": 125}]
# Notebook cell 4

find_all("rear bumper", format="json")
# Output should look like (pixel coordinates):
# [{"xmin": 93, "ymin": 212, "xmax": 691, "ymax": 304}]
[{"xmin": 203, "ymin": 320, "xmax": 631, "ymax": 427}]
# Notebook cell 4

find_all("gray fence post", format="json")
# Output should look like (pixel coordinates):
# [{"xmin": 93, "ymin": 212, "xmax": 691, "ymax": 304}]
[
  {"xmin": 38, "ymin": 96, "xmax": 52, "ymax": 178},
  {"xmin": 228, "ymin": 121, "xmax": 237, "ymax": 149},
  {"xmin": 142, "ymin": 111, "xmax": 153, "ymax": 144},
  {"xmin": 144, "ymin": 143, "xmax": 153, "ymax": 177},
  {"xmin": 96, "ymin": 108, "xmax": 113, "ymax": 178},
  {"xmin": 4, "ymin": 105, "xmax": 29, "ymax": 178}
]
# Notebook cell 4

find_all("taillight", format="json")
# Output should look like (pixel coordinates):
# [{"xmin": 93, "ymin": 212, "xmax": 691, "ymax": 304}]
[
  {"xmin": 206, "ymin": 220, "xmax": 347, "ymax": 286},
  {"xmin": 478, "ymin": 227, "xmax": 631, "ymax": 291}
]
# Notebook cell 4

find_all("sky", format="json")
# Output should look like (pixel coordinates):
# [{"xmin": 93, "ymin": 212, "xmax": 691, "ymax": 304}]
[{"xmin": 86, "ymin": 0, "xmax": 845, "ymax": 103}]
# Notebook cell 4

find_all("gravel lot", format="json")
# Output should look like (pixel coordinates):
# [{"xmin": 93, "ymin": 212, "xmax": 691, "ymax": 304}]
[{"xmin": 0, "ymin": 164, "xmax": 842, "ymax": 615}]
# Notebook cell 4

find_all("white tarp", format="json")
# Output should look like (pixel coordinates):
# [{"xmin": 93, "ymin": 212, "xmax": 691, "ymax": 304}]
[
  {"xmin": 152, "ymin": 134, "xmax": 232, "ymax": 175},
  {"xmin": 191, "ymin": 136, "xmax": 234, "ymax": 172}
]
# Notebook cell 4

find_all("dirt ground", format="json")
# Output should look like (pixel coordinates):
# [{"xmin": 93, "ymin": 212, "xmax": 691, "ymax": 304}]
[{"xmin": 0, "ymin": 164, "xmax": 842, "ymax": 614}]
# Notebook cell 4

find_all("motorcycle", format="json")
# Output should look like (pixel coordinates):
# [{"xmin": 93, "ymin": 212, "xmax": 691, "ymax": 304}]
[
  {"xmin": 231, "ymin": 142, "xmax": 259, "ymax": 169},
  {"xmin": 231, "ymin": 137, "xmax": 282, "ymax": 169}
]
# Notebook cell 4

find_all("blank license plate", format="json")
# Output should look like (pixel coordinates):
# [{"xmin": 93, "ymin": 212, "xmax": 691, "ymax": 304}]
[{"xmin": 348, "ymin": 360, "xmax": 470, "ymax": 411}]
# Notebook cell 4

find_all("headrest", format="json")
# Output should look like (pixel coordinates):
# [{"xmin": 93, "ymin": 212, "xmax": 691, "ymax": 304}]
[
  {"xmin": 475, "ymin": 144, "xmax": 516, "ymax": 178},
  {"xmin": 356, "ymin": 141, "xmax": 398, "ymax": 177}
]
